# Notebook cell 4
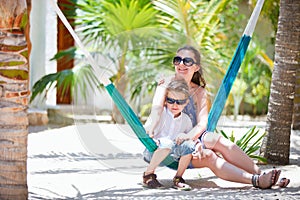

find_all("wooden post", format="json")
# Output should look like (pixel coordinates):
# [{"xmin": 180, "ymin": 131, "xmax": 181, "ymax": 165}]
[{"xmin": 56, "ymin": 0, "xmax": 75, "ymax": 104}]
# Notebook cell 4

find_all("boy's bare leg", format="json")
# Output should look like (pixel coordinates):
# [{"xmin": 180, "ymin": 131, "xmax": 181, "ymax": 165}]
[
  {"xmin": 175, "ymin": 154, "xmax": 192, "ymax": 177},
  {"xmin": 145, "ymin": 148, "xmax": 170, "ymax": 175}
]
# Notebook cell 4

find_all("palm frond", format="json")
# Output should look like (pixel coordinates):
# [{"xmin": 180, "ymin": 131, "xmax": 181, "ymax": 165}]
[
  {"xmin": 30, "ymin": 65, "xmax": 101, "ymax": 103},
  {"xmin": 219, "ymin": 126, "xmax": 266, "ymax": 163}
]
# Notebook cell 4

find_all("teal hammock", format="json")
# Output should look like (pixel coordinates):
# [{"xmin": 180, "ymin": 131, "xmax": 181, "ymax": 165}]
[
  {"xmin": 52, "ymin": 0, "xmax": 265, "ymax": 170},
  {"xmin": 106, "ymin": 0, "xmax": 264, "ymax": 169}
]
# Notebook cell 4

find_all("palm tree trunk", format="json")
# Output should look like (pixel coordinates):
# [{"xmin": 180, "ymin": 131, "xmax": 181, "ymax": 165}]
[
  {"xmin": 260, "ymin": 0, "xmax": 300, "ymax": 164},
  {"xmin": 0, "ymin": 0, "xmax": 31, "ymax": 199},
  {"xmin": 293, "ymin": 69, "xmax": 300, "ymax": 130},
  {"xmin": 112, "ymin": 46, "xmax": 128, "ymax": 124}
]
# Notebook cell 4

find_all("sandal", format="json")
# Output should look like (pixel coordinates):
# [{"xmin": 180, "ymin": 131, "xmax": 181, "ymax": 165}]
[
  {"xmin": 143, "ymin": 173, "xmax": 164, "ymax": 189},
  {"xmin": 271, "ymin": 168, "xmax": 290, "ymax": 188},
  {"xmin": 252, "ymin": 170, "xmax": 276, "ymax": 189},
  {"xmin": 278, "ymin": 177, "xmax": 290, "ymax": 188},
  {"xmin": 272, "ymin": 168, "xmax": 281, "ymax": 186},
  {"xmin": 173, "ymin": 176, "xmax": 192, "ymax": 191}
]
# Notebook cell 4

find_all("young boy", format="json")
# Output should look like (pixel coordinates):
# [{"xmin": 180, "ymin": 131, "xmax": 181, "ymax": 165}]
[{"xmin": 143, "ymin": 78, "xmax": 197, "ymax": 191}]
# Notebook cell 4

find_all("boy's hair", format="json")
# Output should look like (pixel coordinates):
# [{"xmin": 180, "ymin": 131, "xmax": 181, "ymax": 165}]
[{"xmin": 166, "ymin": 79, "xmax": 189, "ymax": 98}]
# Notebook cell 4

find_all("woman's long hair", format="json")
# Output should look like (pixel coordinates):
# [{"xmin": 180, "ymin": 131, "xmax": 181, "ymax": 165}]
[{"xmin": 176, "ymin": 45, "xmax": 206, "ymax": 88}]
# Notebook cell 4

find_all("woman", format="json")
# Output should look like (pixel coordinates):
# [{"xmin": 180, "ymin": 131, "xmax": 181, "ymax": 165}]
[{"xmin": 145, "ymin": 45, "xmax": 289, "ymax": 189}]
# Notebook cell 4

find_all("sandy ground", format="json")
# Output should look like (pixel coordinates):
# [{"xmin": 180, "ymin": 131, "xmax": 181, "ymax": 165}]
[{"xmin": 27, "ymin": 121, "xmax": 300, "ymax": 200}]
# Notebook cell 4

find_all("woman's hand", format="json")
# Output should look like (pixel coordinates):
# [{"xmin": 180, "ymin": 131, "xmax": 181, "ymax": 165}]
[
  {"xmin": 192, "ymin": 142, "xmax": 210, "ymax": 160},
  {"xmin": 145, "ymin": 128, "xmax": 159, "ymax": 145},
  {"xmin": 144, "ymin": 125, "xmax": 154, "ymax": 138},
  {"xmin": 144, "ymin": 118, "xmax": 157, "ymax": 138},
  {"xmin": 192, "ymin": 142, "xmax": 203, "ymax": 159},
  {"xmin": 147, "ymin": 132, "xmax": 155, "ymax": 139}
]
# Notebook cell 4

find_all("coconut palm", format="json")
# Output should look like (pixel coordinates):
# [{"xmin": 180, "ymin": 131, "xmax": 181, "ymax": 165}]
[
  {"xmin": 260, "ymin": 0, "xmax": 300, "ymax": 164},
  {"xmin": 0, "ymin": 0, "xmax": 31, "ymax": 199},
  {"xmin": 78, "ymin": 0, "xmax": 162, "ymax": 122}
]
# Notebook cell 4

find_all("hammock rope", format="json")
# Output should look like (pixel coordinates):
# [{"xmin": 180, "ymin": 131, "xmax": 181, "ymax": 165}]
[{"xmin": 50, "ymin": 0, "xmax": 265, "ymax": 170}]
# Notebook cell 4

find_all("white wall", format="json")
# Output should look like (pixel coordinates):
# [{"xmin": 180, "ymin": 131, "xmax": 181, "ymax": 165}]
[
  {"xmin": 29, "ymin": 0, "xmax": 113, "ymax": 112},
  {"xmin": 29, "ymin": 0, "xmax": 57, "ymax": 108}
]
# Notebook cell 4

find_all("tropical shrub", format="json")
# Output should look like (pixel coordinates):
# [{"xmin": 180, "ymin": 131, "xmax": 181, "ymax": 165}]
[{"xmin": 216, "ymin": 126, "xmax": 267, "ymax": 163}]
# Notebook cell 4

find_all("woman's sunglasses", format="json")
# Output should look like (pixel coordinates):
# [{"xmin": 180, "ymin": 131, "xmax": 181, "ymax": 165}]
[
  {"xmin": 166, "ymin": 97, "xmax": 188, "ymax": 105},
  {"xmin": 173, "ymin": 56, "xmax": 195, "ymax": 67}
]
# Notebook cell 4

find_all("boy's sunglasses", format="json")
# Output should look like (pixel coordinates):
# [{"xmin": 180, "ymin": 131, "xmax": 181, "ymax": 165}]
[
  {"xmin": 166, "ymin": 97, "xmax": 188, "ymax": 105},
  {"xmin": 173, "ymin": 56, "xmax": 195, "ymax": 67}
]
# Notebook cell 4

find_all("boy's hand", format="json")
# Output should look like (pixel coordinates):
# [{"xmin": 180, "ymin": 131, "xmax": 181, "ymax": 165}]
[{"xmin": 175, "ymin": 133, "xmax": 190, "ymax": 145}]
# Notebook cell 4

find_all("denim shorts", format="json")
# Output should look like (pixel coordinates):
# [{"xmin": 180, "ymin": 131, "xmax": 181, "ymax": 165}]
[{"xmin": 143, "ymin": 140, "xmax": 196, "ymax": 166}]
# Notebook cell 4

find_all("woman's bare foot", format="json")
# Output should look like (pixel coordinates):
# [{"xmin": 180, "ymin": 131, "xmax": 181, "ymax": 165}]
[{"xmin": 272, "ymin": 169, "xmax": 281, "ymax": 186}]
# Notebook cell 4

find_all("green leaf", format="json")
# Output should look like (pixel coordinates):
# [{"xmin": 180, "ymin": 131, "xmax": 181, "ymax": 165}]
[
  {"xmin": 30, "ymin": 65, "xmax": 102, "ymax": 103},
  {"xmin": 218, "ymin": 126, "xmax": 266, "ymax": 162},
  {"xmin": 220, "ymin": 129, "xmax": 229, "ymax": 139}
]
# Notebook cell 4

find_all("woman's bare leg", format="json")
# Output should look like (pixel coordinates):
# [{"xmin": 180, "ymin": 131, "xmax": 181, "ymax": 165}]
[
  {"xmin": 203, "ymin": 132, "xmax": 261, "ymax": 174},
  {"xmin": 191, "ymin": 149, "xmax": 252, "ymax": 184},
  {"xmin": 191, "ymin": 149, "xmax": 275, "ymax": 188}
]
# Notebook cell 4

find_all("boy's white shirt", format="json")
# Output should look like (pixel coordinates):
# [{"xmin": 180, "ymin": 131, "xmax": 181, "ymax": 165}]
[{"xmin": 151, "ymin": 107, "xmax": 193, "ymax": 141}]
